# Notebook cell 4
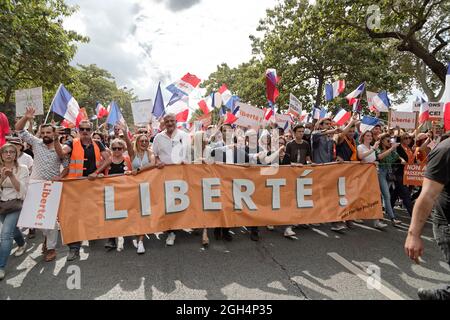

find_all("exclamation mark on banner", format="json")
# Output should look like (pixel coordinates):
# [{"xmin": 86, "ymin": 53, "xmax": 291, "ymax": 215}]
[{"xmin": 338, "ymin": 177, "xmax": 348, "ymax": 207}]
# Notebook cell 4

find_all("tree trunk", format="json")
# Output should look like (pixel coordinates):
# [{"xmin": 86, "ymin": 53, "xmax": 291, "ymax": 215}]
[
  {"xmin": 315, "ymin": 73, "xmax": 325, "ymax": 107},
  {"xmin": 4, "ymin": 86, "xmax": 12, "ymax": 105}
]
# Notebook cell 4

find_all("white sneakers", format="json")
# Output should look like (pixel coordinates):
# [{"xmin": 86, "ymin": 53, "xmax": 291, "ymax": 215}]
[
  {"xmin": 284, "ymin": 227, "xmax": 296, "ymax": 237},
  {"xmin": 267, "ymin": 225, "xmax": 275, "ymax": 231},
  {"xmin": 166, "ymin": 232, "xmax": 176, "ymax": 246},
  {"xmin": 14, "ymin": 243, "xmax": 27, "ymax": 257},
  {"xmin": 0, "ymin": 269, "xmax": 5, "ymax": 281},
  {"xmin": 137, "ymin": 241, "xmax": 145, "ymax": 254},
  {"xmin": 117, "ymin": 237, "xmax": 124, "ymax": 252},
  {"xmin": 330, "ymin": 222, "xmax": 347, "ymax": 232},
  {"xmin": 374, "ymin": 220, "xmax": 388, "ymax": 229}
]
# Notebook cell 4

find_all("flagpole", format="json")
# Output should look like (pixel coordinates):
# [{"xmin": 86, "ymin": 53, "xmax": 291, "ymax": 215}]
[{"xmin": 44, "ymin": 83, "xmax": 62, "ymax": 124}]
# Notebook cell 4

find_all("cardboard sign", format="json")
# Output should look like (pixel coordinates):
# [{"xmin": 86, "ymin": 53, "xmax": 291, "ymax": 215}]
[
  {"xmin": 17, "ymin": 181, "xmax": 63, "ymax": 230},
  {"xmin": 389, "ymin": 111, "xmax": 417, "ymax": 129},
  {"xmin": 15, "ymin": 87, "xmax": 44, "ymax": 116},
  {"xmin": 403, "ymin": 164, "xmax": 426, "ymax": 186},
  {"xmin": 234, "ymin": 102, "xmax": 265, "ymax": 129},
  {"xmin": 131, "ymin": 99, "xmax": 153, "ymax": 125},
  {"xmin": 289, "ymin": 93, "xmax": 302, "ymax": 118}
]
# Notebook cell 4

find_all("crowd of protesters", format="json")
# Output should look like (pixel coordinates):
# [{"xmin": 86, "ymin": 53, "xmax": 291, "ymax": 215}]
[{"xmin": 1, "ymin": 106, "xmax": 449, "ymax": 300}]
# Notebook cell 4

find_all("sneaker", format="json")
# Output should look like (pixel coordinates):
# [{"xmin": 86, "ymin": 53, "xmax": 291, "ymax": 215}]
[
  {"xmin": 117, "ymin": 237, "xmax": 124, "ymax": 252},
  {"xmin": 44, "ymin": 249, "xmax": 57, "ymax": 262},
  {"xmin": 67, "ymin": 248, "xmax": 80, "ymax": 261},
  {"xmin": 250, "ymin": 230, "xmax": 259, "ymax": 241},
  {"xmin": 0, "ymin": 269, "xmax": 5, "ymax": 281},
  {"xmin": 353, "ymin": 219, "xmax": 364, "ymax": 224},
  {"xmin": 374, "ymin": 220, "xmax": 388, "ymax": 229},
  {"xmin": 267, "ymin": 225, "xmax": 275, "ymax": 231},
  {"xmin": 105, "ymin": 239, "xmax": 117, "ymax": 251},
  {"xmin": 132, "ymin": 239, "xmax": 138, "ymax": 249},
  {"xmin": 166, "ymin": 232, "xmax": 176, "ymax": 246},
  {"xmin": 14, "ymin": 243, "xmax": 27, "ymax": 257},
  {"xmin": 137, "ymin": 241, "xmax": 145, "ymax": 254},
  {"xmin": 330, "ymin": 222, "xmax": 347, "ymax": 232},
  {"xmin": 284, "ymin": 227, "xmax": 296, "ymax": 237},
  {"xmin": 391, "ymin": 219, "xmax": 402, "ymax": 226}
]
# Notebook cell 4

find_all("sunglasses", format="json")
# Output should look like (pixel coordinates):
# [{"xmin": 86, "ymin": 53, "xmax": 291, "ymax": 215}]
[
  {"xmin": 112, "ymin": 147, "xmax": 123, "ymax": 151},
  {"xmin": 79, "ymin": 127, "xmax": 92, "ymax": 132}
]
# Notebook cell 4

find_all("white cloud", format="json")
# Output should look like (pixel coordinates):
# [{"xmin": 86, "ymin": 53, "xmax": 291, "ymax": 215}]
[{"xmin": 64, "ymin": 0, "xmax": 276, "ymax": 102}]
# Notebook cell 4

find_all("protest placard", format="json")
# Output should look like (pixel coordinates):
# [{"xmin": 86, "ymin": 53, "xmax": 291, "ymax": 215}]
[
  {"xmin": 403, "ymin": 164, "xmax": 426, "ymax": 186},
  {"xmin": 389, "ymin": 111, "xmax": 417, "ymax": 130},
  {"xmin": 234, "ymin": 102, "xmax": 265, "ymax": 129},
  {"xmin": 17, "ymin": 181, "xmax": 63, "ymax": 230},
  {"xmin": 288, "ymin": 93, "xmax": 302, "ymax": 118},
  {"xmin": 131, "ymin": 99, "xmax": 153, "ymax": 125},
  {"xmin": 15, "ymin": 87, "xmax": 44, "ymax": 117},
  {"xmin": 275, "ymin": 113, "xmax": 291, "ymax": 131}
]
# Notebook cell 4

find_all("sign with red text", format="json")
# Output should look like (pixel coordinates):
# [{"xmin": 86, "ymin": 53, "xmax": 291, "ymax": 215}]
[
  {"xmin": 234, "ymin": 102, "xmax": 265, "ymax": 129},
  {"xmin": 17, "ymin": 181, "xmax": 63, "ymax": 230},
  {"xmin": 389, "ymin": 111, "xmax": 417, "ymax": 130}
]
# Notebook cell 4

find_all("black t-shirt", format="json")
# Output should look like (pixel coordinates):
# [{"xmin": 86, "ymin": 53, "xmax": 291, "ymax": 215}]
[
  {"xmin": 109, "ymin": 160, "xmax": 126, "ymax": 175},
  {"xmin": 336, "ymin": 138, "xmax": 355, "ymax": 161},
  {"xmin": 66, "ymin": 140, "xmax": 106, "ymax": 176},
  {"xmin": 395, "ymin": 145, "xmax": 411, "ymax": 176},
  {"xmin": 279, "ymin": 153, "xmax": 291, "ymax": 165},
  {"xmin": 425, "ymin": 139, "xmax": 450, "ymax": 224},
  {"xmin": 285, "ymin": 140, "xmax": 311, "ymax": 164}
]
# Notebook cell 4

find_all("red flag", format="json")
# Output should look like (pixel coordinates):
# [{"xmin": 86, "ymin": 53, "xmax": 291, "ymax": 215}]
[
  {"xmin": 75, "ymin": 107, "xmax": 89, "ymax": 127},
  {"xmin": 0, "ymin": 112, "xmax": 10, "ymax": 147},
  {"xmin": 176, "ymin": 109, "xmax": 189, "ymax": 123},
  {"xmin": 224, "ymin": 111, "xmax": 238, "ymax": 125},
  {"xmin": 266, "ymin": 69, "xmax": 280, "ymax": 104}
]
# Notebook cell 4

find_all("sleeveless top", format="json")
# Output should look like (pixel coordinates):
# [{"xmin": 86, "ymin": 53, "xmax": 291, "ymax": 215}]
[{"xmin": 132, "ymin": 151, "xmax": 151, "ymax": 170}]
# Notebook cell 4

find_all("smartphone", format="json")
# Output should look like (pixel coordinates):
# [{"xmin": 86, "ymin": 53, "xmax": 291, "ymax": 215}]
[
  {"xmin": 390, "ymin": 138, "xmax": 397, "ymax": 144},
  {"xmin": 63, "ymin": 128, "xmax": 71, "ymax": 135}
]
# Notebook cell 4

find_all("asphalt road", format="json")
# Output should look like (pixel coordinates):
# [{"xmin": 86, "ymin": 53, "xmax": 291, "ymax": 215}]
[{"xmin": 1, "ymin": 209, "xmax": 449, "ymax": 300}]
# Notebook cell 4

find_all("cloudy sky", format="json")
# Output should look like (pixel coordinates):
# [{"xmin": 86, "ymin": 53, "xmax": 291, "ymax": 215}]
[{"xmin": 64, "ymin": 0, "xmax": 277, "ymax": 101}]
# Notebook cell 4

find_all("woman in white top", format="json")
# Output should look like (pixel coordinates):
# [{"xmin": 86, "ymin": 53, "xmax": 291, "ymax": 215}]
[
  {"xmin": 356, "ymin": 131, "xmax": 387, "ymax": 229},
  {"xmin": 0, "ymin": 143, "xmax": 29, "ymax": 280}
]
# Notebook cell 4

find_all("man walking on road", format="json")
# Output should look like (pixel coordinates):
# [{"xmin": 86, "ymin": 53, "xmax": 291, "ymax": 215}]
[{"xmin": 405, "ymin": 138, "xmax": 450, "ymax": 300}]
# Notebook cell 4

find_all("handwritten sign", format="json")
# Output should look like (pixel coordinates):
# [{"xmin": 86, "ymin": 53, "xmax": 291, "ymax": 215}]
[
  {"xmin": 15, "ymin": 87, "xmax": 44, "ymax": 116},
  {"xmin": 389, "ymin": 111, "xmax": 417, "ymax": 130},
  {"xmin": 234, "ymin": 102, "xmax": 265, "ymax": 129}
]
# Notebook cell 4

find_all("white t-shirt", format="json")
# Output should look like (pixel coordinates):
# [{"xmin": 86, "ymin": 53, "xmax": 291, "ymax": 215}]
[
  {"xmin": 357, "ymin": 144, "xmax": 377, "ymax": 163},
  {"xmin": 18, "ymin": 152, "xmax": 33, "ymax": 174},
  {"xmin": 152, "ymin": 129, "xmax": 191, "ymax": 165}
]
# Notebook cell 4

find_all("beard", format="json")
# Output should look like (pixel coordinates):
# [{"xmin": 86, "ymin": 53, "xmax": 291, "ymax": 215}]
[{"xmin": 42, "ymin": 137, "xmax": 54, "ymax": 145}]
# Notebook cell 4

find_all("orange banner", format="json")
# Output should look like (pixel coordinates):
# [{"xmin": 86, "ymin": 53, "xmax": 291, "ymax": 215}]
[
  {"xmin": 58, "ymin": 163, "xmax": 383, "ymax": 244},
  {"xmin": 403, "ymin": 164, "xmax": 426, "ymax": 186}
]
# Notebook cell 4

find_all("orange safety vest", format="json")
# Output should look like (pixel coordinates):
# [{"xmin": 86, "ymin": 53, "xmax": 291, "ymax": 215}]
[{"xmin": 68, "ymin": 139, "xmax": 102, "ymax": 178}]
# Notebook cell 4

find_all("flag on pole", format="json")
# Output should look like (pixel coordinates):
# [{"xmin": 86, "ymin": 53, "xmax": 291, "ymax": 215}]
[
  {"xmin": 333, "ymin": 109, "xmax": 351, "ymax": 126},
  {"xmin": 325, "ymin": 80, "xmax": 345, "ymax": 101},
  {"xmin": 198, "ymin": 99, "xmax": 212, "ymax": 115},
  {"xmin": 153, "ymin": 82, "xmax": 165, "ymax": 118},
  {"xmin": 441, "ymin": 62, "xmax": 450, "ymax": 132},
  {"xmin": 419, "ymin": 97, "xmax": 429, "ymax": 124},
  {"xmin": 76, "ymin": 107, "xmax": 89, "ymax": 127},
  {"xmin": 224, "ymin": 111, "xmax": 238, "ymax": 125},
  {"xmin": 372, "ymin": 91, "xmax": 391, "ymax": 112},
  {"xmin": 218, "ymin": 84, "xmax": 232, "ymax": 106},
  {"xmin": 50, "ymin": 84, "xmax": 80, "ymax": 124},
  {"xmin": 166, "ymin": 73, "xmax": 201, "ymax": 97},
  {"xmin": 106, "ymin": 101, "xmax": 126, "ymax": 126},
  {"xmin": 96, "ymin": 102, "xmax": 109, "ymax": 119},
  {"xmin": 346, "ymin": 83, "xmax": 365, "ymax": 106},
  {"xmin": 360, "ymin": 116, "xmax": 380, "ymax": 133},
  {"xmin": 366, "ymin": 91, "xmax": 378, "ymax": 112},
  {"xmin": 266, "ymin": 69, "xmax": 280, "ymax": 104},
  {"xmin": 175, "ymin": 109, "xmax": 189, "ymax": 123}
]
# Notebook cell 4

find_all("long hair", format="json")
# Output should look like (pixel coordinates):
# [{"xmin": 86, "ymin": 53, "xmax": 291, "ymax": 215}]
[
  {"xmin": 133, "ymin": 134, "xmax": 149, "ymax": 156},
  {"xmin": 0, "ymin": 143, "xmax": 19, "ymax": 168}
]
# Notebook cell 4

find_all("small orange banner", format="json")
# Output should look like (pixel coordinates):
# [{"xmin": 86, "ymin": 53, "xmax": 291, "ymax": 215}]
[
  {"xmin": 58, "ymin": 163, "xmax": 383, "ymax": 244},
  {"xmin": 403, "ymin": 164, "xmax": 426, "ymax": 186}
]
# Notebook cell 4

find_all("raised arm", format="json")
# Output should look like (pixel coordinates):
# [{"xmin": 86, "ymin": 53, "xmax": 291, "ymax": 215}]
[{"xmin": 15, "ymin": 107, "xmax": 35, "ymax": 131}]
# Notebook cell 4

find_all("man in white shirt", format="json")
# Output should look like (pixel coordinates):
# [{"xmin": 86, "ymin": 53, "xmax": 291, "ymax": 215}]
[{"xmin": 152, "ymin": 114, "xmax": 191, "ymax": 246}]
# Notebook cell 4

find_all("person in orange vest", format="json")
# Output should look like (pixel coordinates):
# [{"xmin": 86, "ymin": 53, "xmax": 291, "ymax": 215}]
[{"xmin": 54, "ymin": 120, "xmax": 110, "ymax": 261}]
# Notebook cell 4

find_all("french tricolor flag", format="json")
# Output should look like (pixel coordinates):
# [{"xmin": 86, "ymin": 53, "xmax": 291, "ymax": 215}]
[
  {"xmin": 333, "ymin": 109, "xmax": 351, "ymax": 126},
  {"xmin": 50, "ymin": 84, "xmax": 80, "ymax": 124},
  {"xmin": 264, "ymin": 106, "xmax": 274, "ymax": 121},
  {"xmin": 198, "ymin": 99, "xmax": 213, "ymax": 115},
  {"xmin": 218, "ymin": 84, "xmax": 232, "ymax": 106},
  {"xmin": 346, "ymin": 83, "xmax": 365, "ymax": 106},
  {"xmin": 166, "ymin": 94, "xmax": 190, "ymax": 123},
  {"xmin": 419, "ymin": 98, "xmax": 429, "ymax": 124},
  {"xmin": 325, "ymin": 80, "xmax": 345, "ymax": 102},
  {"xmin": 266, "ymin": 69, "xmax": 280, "ymax": 104},
  {"xmin": 372, "ymin": 91, "xmax": 391, "ymax": 112},
  {"xmin": 96, "ymin": 102, "xmax": 109, "ymax": 119},
  {"xmin": 441, "ymin": 62, "xmax": 450, "ymax": 132},
  {"xmin": 166, "ymin": 73, "xmax": 201, "ymax": 97}
]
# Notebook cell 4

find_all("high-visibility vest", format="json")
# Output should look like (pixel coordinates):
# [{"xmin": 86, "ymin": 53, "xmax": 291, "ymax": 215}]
[{"xmin": 68, "ymin": 139, "xmax": 102, "ymax": 178}]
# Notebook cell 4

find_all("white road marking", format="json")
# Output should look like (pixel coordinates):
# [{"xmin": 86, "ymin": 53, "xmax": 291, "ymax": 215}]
[
  {"xmin": 351, "ymin": 222, "xmax": 382, "ymax": 232},
  {"xmin": 328, "ymin": 252, "xmax": 405, "ymax": 300}
]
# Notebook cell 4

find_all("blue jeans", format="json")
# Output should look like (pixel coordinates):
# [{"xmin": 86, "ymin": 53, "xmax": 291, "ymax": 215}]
[
  {"xmin": 0, "ymin": 210, "xmax": 25, "ymax": 270},
  {"xmin": 378, "ymin": 167, "xmax": 396, "ymax": 220}
]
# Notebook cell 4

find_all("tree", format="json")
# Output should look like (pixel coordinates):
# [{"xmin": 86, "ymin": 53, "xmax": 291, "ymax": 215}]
[
  {"xmin": 319, "ymin": 0, "xmax": 449, "ymax": 84},
  {"xmin": 0, "ymin": 0, "xmax": 88, "ymax": 104}
]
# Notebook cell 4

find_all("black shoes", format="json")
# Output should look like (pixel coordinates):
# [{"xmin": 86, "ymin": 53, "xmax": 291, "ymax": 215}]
[
  {"xmin": 105, "ymin": 238, "xmax": 117, "ymax": 251},
  {"xmin": 214, "ymin": 228, "xmax": 233, "ymax": 242},
  {"xmin": 67, "ymin": 248, "xmax": 80, "ymax": 261},
  {"xmin": 250, "ymin": 229, "xmax": 259, "ymax": 242}
]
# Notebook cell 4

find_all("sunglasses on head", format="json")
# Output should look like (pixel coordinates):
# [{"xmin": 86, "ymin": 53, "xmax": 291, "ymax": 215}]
[
  {"xmin": 112, "ymin": 147, "xmax": 123, "ymax": 151},
  {"xmin": 79, "ymin": 127, "xmax": 91, "ymax": 132}
]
